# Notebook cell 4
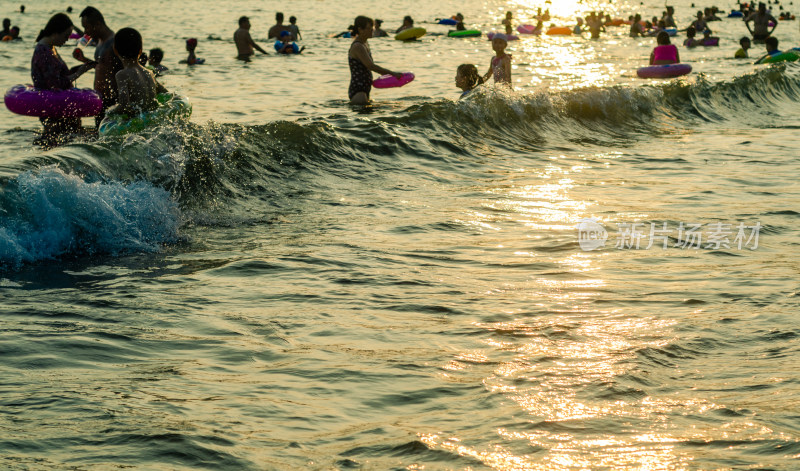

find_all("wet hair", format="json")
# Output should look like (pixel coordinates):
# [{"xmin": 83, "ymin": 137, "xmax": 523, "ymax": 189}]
[
  {"xmin": 403, "ymin": 15, "xmax": 413, "ymax": 25},
  {"xmin": 66, "ymin": 6, "xmax": 72, "ymax": 13},
  {"xmin": 739, "ymin": 36, "xmax": 751, "ymax": 45},
  {"xmin": 375, "ymin": 19, "xmax": 383, "ymax": 27},
  {"xmin": 656, "ymin": 30, "xmax": 670, "ymax": 45},
  {"xmin": 79, "ymin": 6, "xmax": 105, "ymax": 25},
  {"xmin": 686, "ymin": 26, "xmax": 696, "ymax": 38},
  {"xmin": 2, "ymin": 18, "xmax": 9, "ymax": 28},
  {"xmin": 457, "ymin": 63, "xmax": 484, "ymax": 89},
  {"xmin": 352, "ymin": 15, "xmax": 373, "ymax": 35},
  {"xmin": 765, "ymin": 35, "xmax": 778, "ymax": 50},
  {"xmin": 149, "ymin": 47, "xmax": 163, "ymax": 62},
  {"xmin": 114, "ymin": 27, "xmax": 142, "ymax": 59},
  {"xmin": 289, "ymin": 16, "xmax": 296, "ymax": 24},
  {"xmin": 36, "ymin": 13, "xmax": 72, "ymax": 42},
  {"xmin": 275, "ymin": 12, "xmax": 284, "ymax": 22},
  {"xmin": 239, "ymin": 16, "xmax": 249, "ymax": 26}
]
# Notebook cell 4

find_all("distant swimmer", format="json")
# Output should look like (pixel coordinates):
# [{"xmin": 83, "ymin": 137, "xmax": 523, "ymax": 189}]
[
  {"xmin": 586, "ymin": 12, "xmax": 605, "ymax": 39},
  {"xmin": 373, "ymin": 19, "xmax": 388, "ymax": 37},
  {"xmin": 683, "ymin": 26, "xmax": 701, "ymax": 47},
  {"xmin": 348, "ymin": 15, "xmax": 402, "ymax": 105},
  {"xmin": 396, "ymin": 16, "xmax": 414, "ymax": 33},
  {"xmin": 267, "ymin": 12, "xmax": 291, "ymax": 40},
  {"xmin": 483, "ymin": 33, "xmax": 511, "ymax": 86},
  {"xmin": 234, "ymin": 16, "xmax": 269, "ymax": 60},
  {"xmin": 180, "ymin": 38, "xmax": 204, "ymax": 65},
  {"xmin": 502, "ymin": 11, "xmax": 513, "ymax": 35},
  {"xmin": 573, "ymin": 17, "xmax": 584, "ymax": 35},
  {"xmin": 455, "ymin": 63, "xmax": 484, "ymax": 98},
  {"xmin": 735, "ymin": 36, "xmax": 751, "ymax": 57},
  {"xmin": 288, "ymin": 16, "xmax": 301, "ymax": 41},
  {"xmin": 745, "ymin": 2, "xmax": 778, "ymax": 41},
  {"xmin": 650, "ymin": 31, "xmax": 680, "ymax": 64},
  {"xmin": 148, "ymin": 48, "xmax": 168, "ymax": 74}
]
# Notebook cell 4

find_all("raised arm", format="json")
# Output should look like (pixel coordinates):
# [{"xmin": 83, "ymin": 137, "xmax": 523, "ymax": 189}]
[{"xmin": 248, "ymin": 32, "xmax": 268, "ymax": 54}]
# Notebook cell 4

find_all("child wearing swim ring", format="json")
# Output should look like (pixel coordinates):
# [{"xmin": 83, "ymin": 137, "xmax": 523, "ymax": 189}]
[
  {"xmin": 275, "ymin": 30, "xmax": 303, "ymax": 53},
  {"xmin": 109, "ymin": 27, "xmax": 168, "ymax": 116},
  {"xmin": 456, "ymin": 63, "xmax": 483, "ymax": 98},
  {"xmin": 684, "ymin": 26, "xmax": 701, "ymax": 48},
  {"xmin": 483, "ymin": 33, "xmax": 511, "ymax": 86},
  {"xmin": 650, "ymin": 31, "xmax": 680, "ymax": 64}
]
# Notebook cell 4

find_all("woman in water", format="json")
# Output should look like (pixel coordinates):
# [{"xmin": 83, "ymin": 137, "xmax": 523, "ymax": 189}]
[
  {"xmin": 348, "ymin": 16, "xmax": 402, "ymax": 105},
  {"xmin": 31, "ymin": 13, "xmax": 95, "ymax": 142},
  {"xmin": 649, "ymin": 30, "xmax": 680, "ymax": 64}
]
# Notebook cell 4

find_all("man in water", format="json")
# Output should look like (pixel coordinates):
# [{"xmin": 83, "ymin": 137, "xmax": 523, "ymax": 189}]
[
  {"xmin": 267, "ymin": 12, "xmax": 290, "ymax": 40},
  {"xmin": 80, "ymin": 7, "xmax": 122, "ymax": 128},
  {"xmin": 234, "ymin": 16, "xmax": 268, "ymax": 60},
  {"xmin": 745, "ymin": 2, "xmax": 778, "ymax": 42},
  {"xmin": 586, "ymin": 12, "xmax": 605, "ymax": 39},
  {"xmin": 1, "ymin": 18, "xmax": 10, "ymax": 37}
]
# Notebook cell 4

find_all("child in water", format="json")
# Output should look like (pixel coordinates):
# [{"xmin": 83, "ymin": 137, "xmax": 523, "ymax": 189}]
[
  {"xmin": 455, "ymin": 63, "xmax": 484, "ymax": 98},
  {"xmin": 683, "ymin": 26, "xmax": 701, "ymax": 47},
  {"xmin": 288, "ymin": 16, "xmax": 301, "ymax": 40},
  {"xmin": 181, "ymin": 38, "xmax": 204, "ymax": 65},
  {"xmin": 275, "ymin": 30, "xmax": 304, "ymax": 53},
  {"xmin": 108, "ymin": 27, "xmax": 168, "ymax": 116},
  {"xmin": 148, "ymin": 48, "xmax": 168, "ymax": 75},
  {"xmin": 502, "ymin": 11, "xmax": 513, "ymax": 35},
  {"xmin": 483, "ymin": 34, "xmax": 511, "ymax": 86},
  {"xmin": 735, "ymin": 36, "xmax": 751, "ymax": 58},
  {"xmin": 649, "ymin": 31, "xmax": 680, "ymax": 64}
]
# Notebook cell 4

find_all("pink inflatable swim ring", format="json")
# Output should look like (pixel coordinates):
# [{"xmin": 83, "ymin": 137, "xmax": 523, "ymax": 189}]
[
  {"xmin": 488, "ymin": 32, "xmax": 519, "ymax": 41},
  {"xmin": 517, "ymin": 24, "xmax": 541, "ymax": 35},
  {"xmin": 372, "ymin": 72, "xmax": 415, "ymax": 89},
  {"xmin": 636, "ymin": 63, "xmax": 692, "ymax": 79},
  {"xmin": 69, "ymin": 32, "xmax": 82, "ymax": 39},
  {"xmin": 4, "ymin": 84, "xmax": 103, "ymax": 118}
]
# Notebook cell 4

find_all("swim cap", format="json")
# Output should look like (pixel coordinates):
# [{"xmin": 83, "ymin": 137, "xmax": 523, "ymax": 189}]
[{"xmin": 280, "ymin": 30, "xmax": 291, "ymax": 37}]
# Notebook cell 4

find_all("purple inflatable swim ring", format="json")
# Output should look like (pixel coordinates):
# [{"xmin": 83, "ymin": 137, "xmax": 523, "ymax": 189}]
[
  {"xmin": 636, "ymin": 63, "xmax": 692, "ymax": 79},
  {"xmin": 4, "ymin": 85, "xmax": 102, "ymax": 118},
  {"xmin": 488, "ymin": 32, "xmax": 519, "ymax": 41}
]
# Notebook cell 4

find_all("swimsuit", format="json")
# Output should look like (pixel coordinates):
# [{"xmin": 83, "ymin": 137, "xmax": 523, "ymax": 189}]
[
  {"xmin": 348, "ymin": 43, "xmax": 372, "ymax": 99},
  {"xmin": 492, "ymin": 54, "xmax": 511, "ymax": 84},
  {"xmin": 653, "ymin": 44, "xmax": 678, "ymax": 62}
]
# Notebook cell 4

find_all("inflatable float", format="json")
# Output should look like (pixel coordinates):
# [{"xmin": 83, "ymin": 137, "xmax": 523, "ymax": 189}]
[
  {"xmin": 756, "ymin": 51, "xmax": 800, "ymax": 64},
  {"xmin": 517, "ymin": 24, "xmax": 541, "ymax": 35},
  {"xmin": 728, "ymin": 11, "xmax": 744, "ymax": 17},
  {"xmin": 395, "ymin": 27, "xmax": 426, "ymax": 40},
  {"xmin": 546, "ymin": 26, "xmax": 572, "ymax": 35},
  {"xmin": 98, "ymin": 93, "xmax": 191, "ymax": 136},
  {"xmin": 437, "ymin": 18, "xmax": 458, "ymax": 25},
  {"xmin": 636, "ymin": 63, "xmax": 692, "ymax": 79},
  {"xmin": 488, "ymin": 32, "xmax": 519, "ymax": 41},
  {"xmin": 372, "ymin": 72, "xmax": 415, "ymax": 89},
  {"xmin": 448, "ymin": 30, "xmax": 481, "ymax": 38},
  {"xmin": 4, "ymin": 85, "xmax": 102, "ymax": 118}
]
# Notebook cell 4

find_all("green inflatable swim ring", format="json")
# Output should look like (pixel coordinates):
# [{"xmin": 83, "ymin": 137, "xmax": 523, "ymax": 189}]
[
  {"xmin": 99, "ymin": 93, "xmax": 192, "ymax": 136},
  {"xmin": 448, "ymin": 30, "xmax": 481, "ymax": 38},
  {"xmin": 756, "ymin": 51, "xmax": 800, "ymax": 64}
]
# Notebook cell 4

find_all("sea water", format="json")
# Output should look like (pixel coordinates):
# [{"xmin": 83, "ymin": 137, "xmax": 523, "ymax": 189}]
[{"xmin": 1, "ymin": 0, "xmax": 799, "ymax": 469}]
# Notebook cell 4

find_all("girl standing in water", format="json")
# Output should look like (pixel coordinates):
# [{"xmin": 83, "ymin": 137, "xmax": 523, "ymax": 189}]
[{"xmin": 348, "ymin": 16, "xmax": 401, "ymax": 105}]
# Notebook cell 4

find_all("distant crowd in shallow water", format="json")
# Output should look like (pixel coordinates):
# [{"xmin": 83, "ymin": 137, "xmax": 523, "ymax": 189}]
[{"xmin": 3, "ymin": 2, "xmax": 800, "ymax": 146}]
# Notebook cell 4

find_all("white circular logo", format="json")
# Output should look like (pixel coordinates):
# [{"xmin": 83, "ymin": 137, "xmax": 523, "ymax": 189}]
[{"xmin": 576, "ymin": 218, "xmax": 608, "ymax": 251}]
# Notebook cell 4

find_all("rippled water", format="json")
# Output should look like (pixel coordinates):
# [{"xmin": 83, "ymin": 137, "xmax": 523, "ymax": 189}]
[{"xmin": 2, "ymin": 0, "xmax": 800, "ymax": 469}]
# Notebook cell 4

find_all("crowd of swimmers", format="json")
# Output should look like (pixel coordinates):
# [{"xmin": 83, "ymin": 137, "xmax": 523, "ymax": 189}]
[{"xmin": 6, "ymin": 3, "xmax": 800, "ymax": 145}]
